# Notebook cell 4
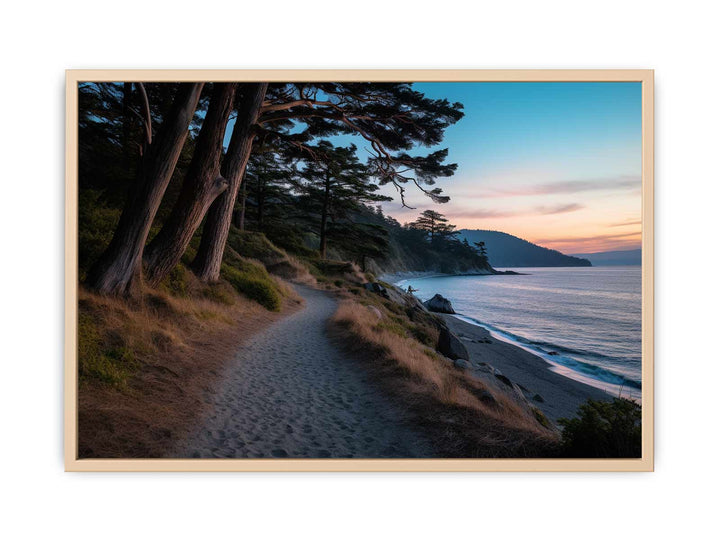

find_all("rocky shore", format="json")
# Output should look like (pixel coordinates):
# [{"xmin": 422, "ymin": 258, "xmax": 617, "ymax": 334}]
[{"xmin": 385, "ymin": 287, "xmax": 610, "ymax": 423}]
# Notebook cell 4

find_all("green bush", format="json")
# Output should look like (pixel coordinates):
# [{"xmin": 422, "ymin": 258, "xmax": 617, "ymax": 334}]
[
  {"xmin": 202, "ymin": 283, "xmax": 235, "ymax": 305},
  {"xmin": 221, "ymin": 262, "xmax": 282, "ymax": 312},
  {"xmin": 159, "ymin": 264, "xmax": 191, "ymax": 297},
  {"xmin": 227, "ymin": 228, "xmax": 287, "ymax": 264},
  {"xmin": 559, "ymin": 398, "xmax": 642, "ymax": 458}
]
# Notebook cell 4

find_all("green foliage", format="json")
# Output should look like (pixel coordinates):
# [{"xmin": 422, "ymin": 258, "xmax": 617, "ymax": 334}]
[
  {"xmin": 226, "ymin": 228, "xmax": 287, "ymax": 264},
  {"xmin": 532, "ymin": 408, "xmax": 552, "ymax": 429},
  {"xmin": 77, "ymin": 312, "xmax": 137, "ymax": 387},
  {"xmin": 77, "ymin": 190, "xmax": 121, "ymax": 281},
  {"xmin": 202, "ymin": 283, "xmax": 235, "ymax": 305},
  {"xmin": 409, "ymin": 325, "xmax": 435, "ymax": 347},
  {"xmin": 159, "ymin": 264, "xmax": 192, "ymax": 297},
  {"xmin": 559, "ymin": 398, "xmax": 642, "ymax": 458},
  {"xmin": 220, "ymin": 262, "xmax": 282, "ymax": 312},
  {"xmin": 376, "ymin": 319, "xmax": 408, "ymax": 338}
]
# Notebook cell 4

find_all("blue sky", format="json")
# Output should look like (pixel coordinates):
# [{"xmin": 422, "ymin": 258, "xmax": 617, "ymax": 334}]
[{"xmin": 369, "ymin": 82, "xmax": 643, "ymax": 253}]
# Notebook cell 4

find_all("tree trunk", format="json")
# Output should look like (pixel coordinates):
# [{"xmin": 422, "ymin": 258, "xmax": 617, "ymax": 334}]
[
  {"xmin": 238, "ymin": 177, "xmax": 247, "ymax": 230},
  {"xmin": 121, "ymin": 82, "xmax": 133, "ymax": 168},
  {"xmin": 192, "ymin": 83, "xmax": 267, "ymax": 281},
  {"xmin": 144, "ymin": 83, "xmax": 238, "ymax": 286},
  {"xmin": 319, "ymin": 170, "xmax": 331, "ymax": 259},
  {"xmin": 85, "ymin": 83, "xmax": 204, "ymax": 296}
]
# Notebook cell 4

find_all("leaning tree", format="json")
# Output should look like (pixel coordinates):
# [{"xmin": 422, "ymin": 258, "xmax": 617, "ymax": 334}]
[{"xmin": 85, "ymin": 82, "xmax": 205, "ymax": 296}]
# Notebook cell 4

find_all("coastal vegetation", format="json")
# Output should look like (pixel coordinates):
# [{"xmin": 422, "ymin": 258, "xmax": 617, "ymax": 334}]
[{"xmin": 559, "ymin": 397, "xmax": 642, "ymax": 457}]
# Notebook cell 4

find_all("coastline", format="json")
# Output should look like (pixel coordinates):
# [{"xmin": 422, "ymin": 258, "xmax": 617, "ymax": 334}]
[
  {"xmin": 380, "ymin": 269, "xmax": 493, "ymax": 284},
  {"xmin": 382, "ymin": 271, "xmax": 620, "ymax": 422},
  {"xmin": 441, "ymin": 315, "xmax": 611, "ymax": 422}
]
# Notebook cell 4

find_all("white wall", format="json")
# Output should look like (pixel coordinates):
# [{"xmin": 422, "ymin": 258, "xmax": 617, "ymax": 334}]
[{"xmin": 1, "ymin": 1, "xmax": 717, "ymax": 538}]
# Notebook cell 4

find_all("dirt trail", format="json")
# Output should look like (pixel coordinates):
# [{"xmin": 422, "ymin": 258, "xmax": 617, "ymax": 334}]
[{"xmin": 175, "ymin": 285, "xmax": 435, "ymax": 459}]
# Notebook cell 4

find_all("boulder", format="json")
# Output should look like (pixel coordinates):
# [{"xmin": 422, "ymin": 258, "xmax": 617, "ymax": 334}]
[
  {"xmin": 437, "ymin": 327, "xmax": 470, "ymax": 360},
  {"xmin": 363, "ymin": 282, "xmax": 389, "ymax": 299},
  {"xmin": 454, "ymin": 359, "xmax": 471, "ymax": 370},
  {"xmin": 423, "ymin": 294, "xmax": 456, "ymax": 314},
  {"xmin": 478, "ymin": 389, "xmax": 499, "ymax": 407}
]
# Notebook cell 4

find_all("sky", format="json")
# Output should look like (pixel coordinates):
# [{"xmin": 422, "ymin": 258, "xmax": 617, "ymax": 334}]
[{"xmin": 372, "ymin": 82, "xmax": 642, "ymax": 255}]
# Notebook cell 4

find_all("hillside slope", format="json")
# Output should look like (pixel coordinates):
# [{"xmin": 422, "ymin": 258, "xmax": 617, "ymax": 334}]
[{"xmin": 458, "ymin": 230, "xmax": 592, "ymax": 268}]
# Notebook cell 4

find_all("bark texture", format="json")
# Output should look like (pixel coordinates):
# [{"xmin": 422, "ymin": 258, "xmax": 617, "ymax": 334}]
[
  {"xmin": 319, "ymin": 169, "xmax": 331, "ymax": 259},
  {"xmin": 85, "ymin": 83, "xmax": 204, "ymax": 296},
  {"xmin": 192, "ymin": 83, "xmax": 268, "ymax": 282},
  {"xmin": 144, "ymin": 83, "xmax": 238, "ymax": 286}
]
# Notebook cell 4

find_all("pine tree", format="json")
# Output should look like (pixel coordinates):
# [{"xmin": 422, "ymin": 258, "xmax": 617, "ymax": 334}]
[
  {"xmin": 294, "ymin": 140, "xmax": 391, "ymax": 259},
  {"xmin": 474, "ymin": 240, "xmax": 489, "ymax": 264},
  {"xmin": 410, "ymin": 209, "xmax": 457, "ymax": 242}
]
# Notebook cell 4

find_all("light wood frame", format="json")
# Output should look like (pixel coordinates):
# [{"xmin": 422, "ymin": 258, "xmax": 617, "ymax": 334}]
[{"xmin": 65, "ymin": 69, "xmax": 654, "ymax": 472}]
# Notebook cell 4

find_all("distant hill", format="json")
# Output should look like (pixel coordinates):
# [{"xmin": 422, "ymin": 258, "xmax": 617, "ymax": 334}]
[
  {"xmin": 458, "ymin": 229, "xmax": 592, "ymax": 268},
  {"xmin": 570, "ymin": 248, "xmax": 641, "ymax": 266}
]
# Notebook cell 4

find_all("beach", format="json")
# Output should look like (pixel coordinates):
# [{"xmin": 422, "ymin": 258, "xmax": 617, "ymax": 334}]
[{"xmin": 441, "ymin": 315, "xmax": 609, "ymax": 422}]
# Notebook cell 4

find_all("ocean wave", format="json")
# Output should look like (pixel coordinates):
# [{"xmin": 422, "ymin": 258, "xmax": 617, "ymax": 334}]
[{"xmin": 454, "ymin": 314, "xmax": 642, "ymax": 390}]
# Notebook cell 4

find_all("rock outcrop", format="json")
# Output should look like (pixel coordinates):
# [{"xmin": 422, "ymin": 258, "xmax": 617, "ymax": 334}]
[
  {"xmin": 423, "ymin": 294, "xmax": 456, "ymax": 314},
  {"xmin": 438, "ymin": 327, "xmax": 469, "ymax": 360},
  {"xmin": 363, "ymin": 282, "xmax": 390, "ymax": 299}
]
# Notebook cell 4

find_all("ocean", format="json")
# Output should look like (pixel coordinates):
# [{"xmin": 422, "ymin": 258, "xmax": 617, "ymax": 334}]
[{"xmin": 395, "ymin": 267, "xmax": 642, "ymax": 400}]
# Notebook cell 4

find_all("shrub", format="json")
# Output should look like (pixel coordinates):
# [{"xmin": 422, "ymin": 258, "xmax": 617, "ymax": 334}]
[
  {"xmin": 559, "ymin": 398, "xmax": 642, "ymax": 457},
  {"xmin": 159, "ymin": 264, "xmax": 191, "ymax": 297},
  {"xmin": 221, "ymin": 262, "xmax": 282, "ymax": 312},
  {"xmin": 202, "ymin": 283, "xmax": 235, "ymax": 305},
  {"xmin": 227, "ymin": 228, "xmax": 286, "ymax": 263}
]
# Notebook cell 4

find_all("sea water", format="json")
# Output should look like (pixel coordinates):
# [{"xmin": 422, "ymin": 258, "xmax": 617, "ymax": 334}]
[{"xmin": 396, "ymin": 267, "xmax": 642, "ymax": 400}]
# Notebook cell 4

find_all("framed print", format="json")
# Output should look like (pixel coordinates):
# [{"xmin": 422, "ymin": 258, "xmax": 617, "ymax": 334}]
[{"xmin": 65, "ymin": 69, "xmax": 653, "ymax": 471}]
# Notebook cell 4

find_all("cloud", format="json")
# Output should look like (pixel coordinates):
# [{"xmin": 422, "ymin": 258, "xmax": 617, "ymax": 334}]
[
  {"xmin": 536, "ymin": 203, "xmax": 585, "ymax": 215},
  {"xmin": 608, "ymin": 218, "xmax": 642, "ymax": 227},
  {"xmin": 470, "ymin": 175, "xmax": 641, "ymax": 199},
  {"xmin": 530, "ymin": 231, "xmax": 642, "ymax": 254},
  {"xmin": 449, "ymin": 203, "xmax": 585, "ymax": 219},
  {"xmin": 534, "ymin": 231, "xmax": 641, "ymax": 246}
]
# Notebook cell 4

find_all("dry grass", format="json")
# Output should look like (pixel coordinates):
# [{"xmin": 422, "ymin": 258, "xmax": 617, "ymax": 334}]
[
  {"xmin": 77, "ymin": 274, "xmax": 302, "ymax": 458},
  {"xmin": 330, "ymin": 299, "xmax": 560, "ymax": 457}
]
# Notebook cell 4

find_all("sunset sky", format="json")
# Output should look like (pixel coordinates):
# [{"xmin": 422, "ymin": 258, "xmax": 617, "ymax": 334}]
[{"xmin": 378, "ymin": 82, "xmax": 642, "ymax": 254}]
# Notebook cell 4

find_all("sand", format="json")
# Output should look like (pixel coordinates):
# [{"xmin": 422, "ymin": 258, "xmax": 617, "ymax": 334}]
[
  {"xmin": 174, "ymin": 285, "xmax": 435, "ymax": 459},
  {"xmin": 441, "ymin": 315, "xmax": 611, "ymax": 422}
]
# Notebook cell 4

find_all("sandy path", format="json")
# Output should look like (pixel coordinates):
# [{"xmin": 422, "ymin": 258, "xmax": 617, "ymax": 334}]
[{"xmin": 175, "ymin": 285, "xmax": 435, "ymax": 459}]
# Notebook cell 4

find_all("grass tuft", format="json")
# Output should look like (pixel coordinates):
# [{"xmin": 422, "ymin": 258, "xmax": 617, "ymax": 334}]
[{"xmin": 221, "ymin": 262, "xmax": 282, "ymax": 312}]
